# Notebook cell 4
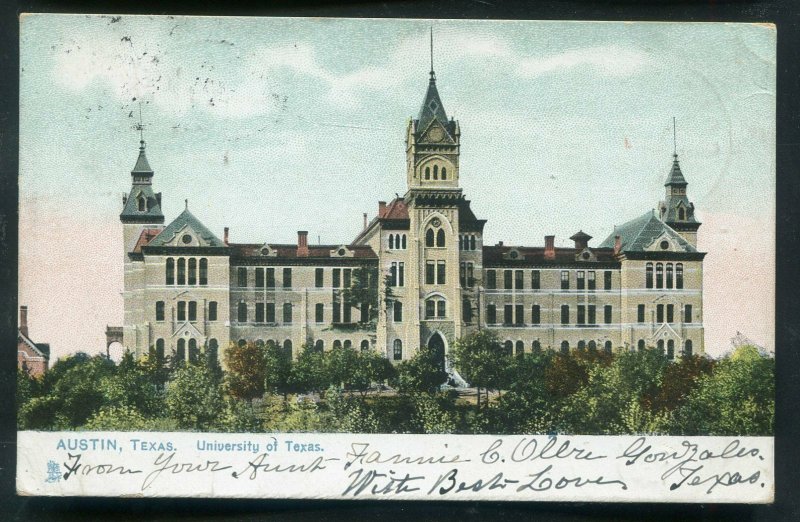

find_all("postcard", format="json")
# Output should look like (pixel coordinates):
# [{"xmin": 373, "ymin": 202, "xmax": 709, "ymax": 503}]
[{"xmin": 16, "ymin": 15, "xmax": 775, "ymax": 502}]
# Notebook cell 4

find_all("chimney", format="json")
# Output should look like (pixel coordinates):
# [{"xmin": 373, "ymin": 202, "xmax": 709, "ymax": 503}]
[
  {"xmin": 363, "ymin": 213, "xmax": 368, "ymax": 230},
  {"xmin": 19, "ymin": 306, "xmax": 28, "ymax": 337},
  {"xmin": 613, "ymin": 235, "xmax": 622, "ymax": 255},
  {"xmin": 297, "ymin": 231, "xmax": 309, "ymax": 257},
  {"xmin": 378, "ymin": 201, "xmax": 387, "ymax": 217},
  {"xmin": 223, "ymin": 227, "xmax": 229, "ymax": 246},
  {"xmin": 497, "ymin": 241, "xmax": 504, "ymax": 247},
  {"xmin": 544, "ymin": 235, "xmax": 555, "ymax": 259}
]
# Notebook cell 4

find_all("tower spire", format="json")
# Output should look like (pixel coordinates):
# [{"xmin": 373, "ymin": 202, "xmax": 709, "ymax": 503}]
[
  {"xmin": 429, "ymin": 26, "xmax": 435, "ymax": 81},
  {"xmin": 673, "ymin": 116, "xmax": 677, "ymax": 157}
]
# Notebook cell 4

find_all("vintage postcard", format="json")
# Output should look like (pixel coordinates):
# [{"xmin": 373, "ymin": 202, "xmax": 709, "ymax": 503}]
[{"xmin": 16, "ymin": 16, "xmax": 775, "ymax": 502}]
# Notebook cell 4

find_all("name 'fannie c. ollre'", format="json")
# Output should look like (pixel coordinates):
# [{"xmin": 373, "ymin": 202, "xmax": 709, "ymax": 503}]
[{"xmin": 117, "ymin": 37, "xmax": 705, "ymax": 379}]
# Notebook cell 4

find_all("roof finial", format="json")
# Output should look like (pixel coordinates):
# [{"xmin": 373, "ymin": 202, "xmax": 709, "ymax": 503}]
[
  {"xmin": 134, "ymin": 102, "xmax": 145, "ymax": 151},
  {"xmin": 185, "ymin": 199, "xmax": 188, "ymax": 210},
  {"xmin": 429, "ymin": 26, "xmax": 435, "ymax": 81},
  {"xmin": 673, "ymin": 116, "xmax": 677, "ymax": 158}
]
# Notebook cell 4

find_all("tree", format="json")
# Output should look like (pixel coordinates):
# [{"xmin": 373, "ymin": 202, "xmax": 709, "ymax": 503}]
[
  {"xmin": 98, "ymin": 351, "xmax": 164, "ymax": 418},
  {"xmin": 224, "ymin": 341, "xmax": 266, "ymax": 403},
  {"xmin": 264, "ymin": 341, "xmax": 293, "ymax": 400},
  {"xmin": 450, "ymin": 331, "xmax": 512, "ymax": 410},
  {"xmin": 46, "ymin": 354, "xmax": 117, "ymax": 428},
  {"xmin": 290, "ymin": 343, "xmax": 330, "ymax": 395},
  {"xmin": 393, "ymin": 345, "xmax": 448, "ymax": 395},
  {"xmin": 339, "ymin": 266, "xmax": 395, "ymax": 326},
  {"xmin": 166, "ymin": 359, "xmax": 225, "ymax": 430}
]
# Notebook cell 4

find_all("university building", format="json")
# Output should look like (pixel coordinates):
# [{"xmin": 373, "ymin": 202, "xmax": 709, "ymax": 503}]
[{"xmin": 118, "ymin": 61, "xmax": 705, "ymax": 371}]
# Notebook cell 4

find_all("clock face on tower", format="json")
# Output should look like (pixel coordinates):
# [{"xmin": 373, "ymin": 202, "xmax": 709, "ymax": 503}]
[{"xmin": 427, "ymin": 127, "xmax": 444, "ymax": 142}]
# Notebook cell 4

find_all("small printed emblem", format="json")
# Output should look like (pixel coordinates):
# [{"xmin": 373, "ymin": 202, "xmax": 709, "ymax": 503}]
[{"xmin": 45, "ymin": 460, "xmax": 62, "ymax": 483}]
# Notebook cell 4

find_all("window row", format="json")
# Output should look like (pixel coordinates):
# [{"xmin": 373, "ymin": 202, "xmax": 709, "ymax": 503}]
[
  {"xmin": 557, "ymin": 340, "xmax": 614, "ymax": 354},
  {"xmin": 424, "ymin": 164, "xmax": 448, "ymax": 181},
  {"xmin": 485, "ymin": 269, "xmax": 613, "ymax": 291},
  {"xmin": 234, "ymin": 301, "xmax": 370, "ymax": 325},
  {"xmin": 156, "ymin": 300, "xmax": 218, "ymax": 322},
  {"xmin": 636, "ymin": 339, "xmax": 694, "ymax": 360},
  {"xmin": 425, "ymin": 228, "xmax": 446, "ymax": 248},
  {"xmin": 645, "ymin": 263, "xmax": 684, "ymax": 289},
  {"xmin": 388, "ymin": 234, "xmax": 407, "ymax": 250},
  {"xmin": 459, "ymin": 234, "xmax": 478, "ymax": 251},
  {"xmin": 486, "ymin": 304, "xmax": 613, "ymax": 326},
  {"xmin": 459, "ymin": 262, "xmax": 475, "ymax": 288},
  {"xmin": 153, "ymin": 337, "xmax": 219, "ymax": 363},
  {"xmin": 636, "ymin": 304, "xmax": 692, "ymax": 324},
  {"xmin": 425, "ymin": 297, "xmax": 447, "ymax": 319},
  {"xmin": 237, "ymin": 267, "xmax": 293, "ymax": 289},
  {"xmin": 165, "ymin": 257, "xmax": 209, "ymax": 286},
  {"xmin": 389, "ymin": 262, "xmax": 405, "ymax": 287}
]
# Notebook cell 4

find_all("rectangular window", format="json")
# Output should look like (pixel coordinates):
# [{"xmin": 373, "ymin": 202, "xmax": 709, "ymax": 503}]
[
  {"xmin": 685, "ymin": 304, "xmax": 693, "ymax": 323},
  {"xmin": 515, "ymin": 270, "xmax": 523, "ymax": 290},
  {"xmin": 504, "ymin": 270, "xmax": 512, "ymax": 290},
  {"xmin": 315, "ymin": 268, "xmax": 324, "ymax": 288},
  {"xmin": 360, "ymin": 302, "xmax": 369, "ymax": 323},
  {"xmin": 393, "ymin": 301, "xmax": 403, "ymax": 322},
  {"xmin": 637, "ymin": 304, "xmax": 645, "ymax": 323},
  {"xmin": 255, "ymin": 267, "xmax": 265, "ymax": 288},
  {"xmin": 188, "ymin": 301, "xmax": 197, "ymax": 322},
  {"xmin": 155, "ymin": 301, "xmax": 165, "ymax": 321},
  {"xmin": 531, "ymin": 270, "xmax": 540, "ymax": 290},
  {"xmin": 333, "ymin": 268, "xmax": 341, "ymax": 288},
  {"xmin": 333, "ymin": 300, "xmax": 341, "ymax": 323},
  {"xmin": 588, "ymin": 271, "xmax": 596, "ymax": 291},
  {"xmin": 531, "ymin": 305, "xmax": 541, "ymax": 325},
  {"xmin": 577, "ymin": 305, "xmax": 586, "ymax": 325},
  {"xmin": 437, "ymin": 261, "xmax": 446, "ymax": 284},
  {"xmin": 237, "ymin": 267, "xmax": 247, "ymax": 287},
  {"xmin": 462, "ymin": 300, "xmax": 472, "ymax": 323},
  {"xmin": 255, "ymin": 302, "xmax": 265, "ymax": 322},
  {"xmin": 561, "ymin": 305, "xmax": 569, "ymax": 325},
  {"xmin": 436, "ymin": 300, "xmax": 446, "ymax": 318},
  {"xmin": 343, "ymin": 299, "xmax": 352, "ymax": 323},
  {"xmin": 283, "ymin": 268, "xmax": 292, "ymax": 289},
  {"xmin": 425, "ymin": 262, "xmax": 435, "ymax": 285},
  {"xmin": 487, "ymin": 270, "xmax": 497, "ymax": 289},
  {"xmin": 208, "ymin": 301, "xmax": 217, "ymax": 322},
  {"xmin": 237, "ymin": 303, "xmax": 247, "ymax": 323},
  {"xmin": 515, "ymin": 304, "xmax": 524, "ymax": 326},
  {"xmin": 604, "ymin": 271, "xmax": 612, "ymax": 290},
  {"xmin": 667, "ymin": 304, "xmax": 674, "ymax": 323},
  {"xmin": 587, "ymin": 305, "xmax": 596, "ymax": 325},
  {"xmin": 389, "ymin": 263, "xmax": 397, "ymax": 287},
  {"xmin": 561, "ymin": 271, "xmax": 570, "ymax": 290},
  {"xmin": 466, "ymin": 263, "xmax": 474, "ymax": 287},
  {"xmin": 343, "ymin": 269, "xmax": 352, "ymax": 289},
  {"xmin": 398, "ymin": 262, "xmax": 405, "ymax": 287},
  {"xmin": 657, "ymin": 304, "xmax": 664, "ymax": 323},
  {"xmin": 266, "ymin": 303, "xmax": 275, "ymax": 323},
  {"xmin": 283, "ymin": 302, "xmax": 292, "ymax": 323},
  {"xmin": 266, "ymin": 268, "xmax": 275, "ymax": 288},
  {"xmin": 426, "ymin": 300, "xmax": 436, "ymax": 319},
  {"xmin": 177, "ymin": 301, "xmax": 186, "ymax": 321},
  {"xmin": 460, "ymin": 262, "xmax": 466, "ymax": 287},
  {"xmin": 604, "ymin": 305, "xmax": 612, "ymax": 324},
  {"xmin": 577, "ymin": 271, "xmax": 585, "ymax": 290},
  {"xmin": 199, "ymin": 258, "xmax": 208, "ymax": 285},
  {"xmin": 487, "ymin": 304, "xmax": 496, "ymax": 324},
  {"xmin": 504, "ymin": 304, "xmax": 513, "ymax": 325},
  {"xmin": 315, "ymin": 303, "xmax": 324, "ymax": 323}
]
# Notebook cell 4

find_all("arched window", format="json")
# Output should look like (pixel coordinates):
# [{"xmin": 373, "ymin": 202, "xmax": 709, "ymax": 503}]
[
  {"xmin": 425, "ymin": 166, "xmax": 431, "ymax": 180},
  {"xmin": 436, "ymin": 229, "xmax": 445, "ymax": 247},
  {"xmin": 684, "ymin": 340, "xmax": 693, "ymax": 357},
  {"xmin": 657, "ymin": 339, "xmax": 665, "ymax": 353},
  {"xmin": 393, "ymin": 339, "xmax": 402, "ymax": 360},
  {"xmin": 188, "ymin": 338, "xmax": 198, "ymax": 363},
  {"xmin": 425, "ymin": 228, "xmax": 435, "ymax": 247},
  {"xmin": 645, "ymin": 263, "xmax": 653, "ymax": 289},
  {"xmin": 238, "ymin": 338, "xmax": 247, "ymax": 347},
  {"xmin": 666, "ymin": 263, "xmax": 674, "ymax": 288},
  {"xmin": 208, "ymin": 339, "xmax": 218, "ymax": 364},
  {"xmin": 389, "ymin": 235, "xmax": 395, "ymax": 249},
  {"xmin": 433, "ymin": 165, "xmax": 439, "ymax": 180},
  {"xmin": 678, "ymin": 207, "xmax": 685, "ymax": 220},
  {"xmin": 425, "ymin": 297, "xmax": 447, "ymax": 319},
  {"xmin": 470, "ymin": 235, "xmax": 476, "ymax": 250},
  {"xmin": 560, "ymin": 341, "xmax": 569, "ymax": 354},
  {"xmin": 401, "ymin": 235, "xmax": 407, "ymax": 249},
  {"xmin": 266, "ymin": 340, "xmax": 276, "ymax": 350},
  {"xmin": 176, "ymin": 338, "xmax": 186, "ymax": 361},
  {"xmin": 667, "ymin": 340, "xmax": 675, "ymax": 360},
  {"xmin": 656, "ymin": 263, "xmax": 664, "ymax": 289},
  {"xmin": 441, "ymin": 167, "xmax": 447, "ymax": 180},
  {"xmin": 577, "ymin": 340, "xmax": 586, "ymax": 352},
  {"xmin": 237, "ymin": 302, "xmax": 247, "ymax": 323},
  {"xmin": 360, "ymin": 340, "xmax": 370, "ymax": 352},
  {"xmin": 532, "ymin": 340, "xmax": 542, "ymax": 352},
  {"xmin": 604, "ymin": 340, "xmax": 612, "ymax": 353},
  {"xmin": 155, "ymin": 339, "xmax": 165, "ymax": 360},
  {"xmin": 676, "ymin": 263, "xmax": 684, "ymax": 289},
  {"xmin": 344, "ymin": 340, "xmax": 352, "ymax": 350},
  {"xmin": 314, "ymin": 340, "xmax": 324, "ymax": 353},
  {"xmin": 638, "ymin": 339, "xmax": 645, "ymax": 352},
  {"xmin": 199, "ymin": 258, "xmax": 208, "ymax": 285},
  {"xmin": 515, "ymin": 340, "xmax": 524, "ymax": 356},
  {"xmin": 177, "ymin": 258, "xmax": 186, "ymax": 285},
  {"xmin": 255, "ymin": 339, "xmax": 265, "ymax": 348},
  {"xmin": 588, "ymin": 340, "xmax": 597, "ymax": 353},
  {"xmin": 283, "ymin": 340, "xmax": 293, "ymax": 358},
  {"xmin": 504, "ymin": 340, "xmax": 514, "ymax": 356},
  {"xmin": 333, "ymin": 340, "xmax": 342, "ymax": 350},
  {"xmin": 166, "ymin": 258, "xmax": 175, "ymax": 285},
  {"xmin": 137, "ymin": 196, "xmax": 146, "ymax": 212},
  {"xmin": 188, "ymin": 258, "xmax": 197, "ymax": 285}
]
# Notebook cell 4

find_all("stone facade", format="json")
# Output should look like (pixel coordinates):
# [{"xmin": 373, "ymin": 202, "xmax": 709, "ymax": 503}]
[{"xmin": 118, "ymin": 64, "xmax": 705, "ymax": 369}]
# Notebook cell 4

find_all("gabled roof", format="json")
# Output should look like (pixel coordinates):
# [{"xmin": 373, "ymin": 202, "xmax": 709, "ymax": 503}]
[
  {"xmin": 417, "ymin": 74, "xmax": 449, "ymax": 133},
  {"xmin": 383, "ymin": 198, "xmax": 409, "ymax": 219},
  {"xmin": 18, "ymin": 330, "xmax": 50, "ymax": 359},
  {"xmin": 132, "ymin": 228, "xmax": 163, "ymax": 253},
  {"xmin": 599, "ymin": 211, "xmax": 697, "ymax": 253},
  {"xmin": 147, "ymin": 208, "xmax": 225, "ymax": 247},
  {"xmin": 665, "ymin": 155, "xmax": 687, "ymax": 186}
]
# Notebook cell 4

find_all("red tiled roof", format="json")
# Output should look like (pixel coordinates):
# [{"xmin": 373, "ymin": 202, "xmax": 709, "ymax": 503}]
[
  {"xmin": 230, "ymin": 243, "xmax": 377, "ymax": 259},
  {"xmin": 382, "ymin": 198, "xmax": 409, "ymax": 220},
  {"xmin": 132, "ymin": 228, "xmax": 163, "ymax": 253},
  {"xmin": 482, "ymin": 245, "xmax": 618, "ymax": 265}
]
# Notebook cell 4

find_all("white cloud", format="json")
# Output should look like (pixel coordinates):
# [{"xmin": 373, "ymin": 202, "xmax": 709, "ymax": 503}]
[{"xmin": 517, "ymin": 45, "xmax": 650, "ymax": 77}]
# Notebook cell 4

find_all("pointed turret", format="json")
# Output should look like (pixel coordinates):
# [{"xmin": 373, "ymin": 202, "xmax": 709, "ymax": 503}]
[
  {"xmin": 120, "ymin": 139, "xmax": 164, "ymax": 224},
  {"xmin": 417, "ymin": 72, "xmax": 449, "ymax": 132},
  {"xmin": 664, "ymin": 154, "xmax": 688, "ymax": 187},
  {"xmin": 658, "ymin": 152, "xmax": 700, "ymax": 247}
]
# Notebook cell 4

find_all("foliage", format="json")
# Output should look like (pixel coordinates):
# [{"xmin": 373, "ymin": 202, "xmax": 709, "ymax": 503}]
[
  {"xmin": 392, "ymin": 345, "xmax": 448, "ymax": 394},
  {"xmin": 338, "ymin": 266, "xmax": 391, "ymax": 326},
  {"xmin": 264, "ymin": 341, "xmax": 293, "ymax": 399},
  {"xmin": 224, "ymin": 341, "xmax": 266, "ymax": 402},
  {"xmin": 83, "ymin": 405, "xmax": 152, "ymax": 431},
  {"xmin": 410, "ymin": 393, "xmax": 458, "ymax": 434},
  {"xmin": 290, "ymin": 343, "xmax": 331, "ymax": 394},
  {"xmin": 166, "ymin": 358, "xmax": 225, "ymax": 431},
  {"xmin": 450, "ymin": 330, "xmax": 513, "ymax": 409}
]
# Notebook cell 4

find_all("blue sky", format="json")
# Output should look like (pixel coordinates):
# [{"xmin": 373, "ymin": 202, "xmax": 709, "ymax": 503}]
[{"xmin": 18, "ymin": 16, "xmax": 775, "ymax": 358}]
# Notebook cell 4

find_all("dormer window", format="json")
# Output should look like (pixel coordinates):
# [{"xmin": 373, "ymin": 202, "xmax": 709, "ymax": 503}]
[
  {"xmin": 137, "ymin": 196, "xmax": 146, "ymax": 212},
  {"xmin": 678, "ymin": 207, "xmax": 686, "ymax": 220},
  {"xmin": 660, "ymin": 240, "xmax": 670, "ymax": 250},
  {"xmin": 338, "ymin": 248, "xmax": 346, "ymax": 256},
  {"xmin": 181, "ymin": 234, "xmax": 192, "ymax": 245}
]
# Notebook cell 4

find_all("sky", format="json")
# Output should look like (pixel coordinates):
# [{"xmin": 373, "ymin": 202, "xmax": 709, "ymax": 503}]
[{"xmin": 18, "ymin": 16, "xmax": 776, "ymax": 360}]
